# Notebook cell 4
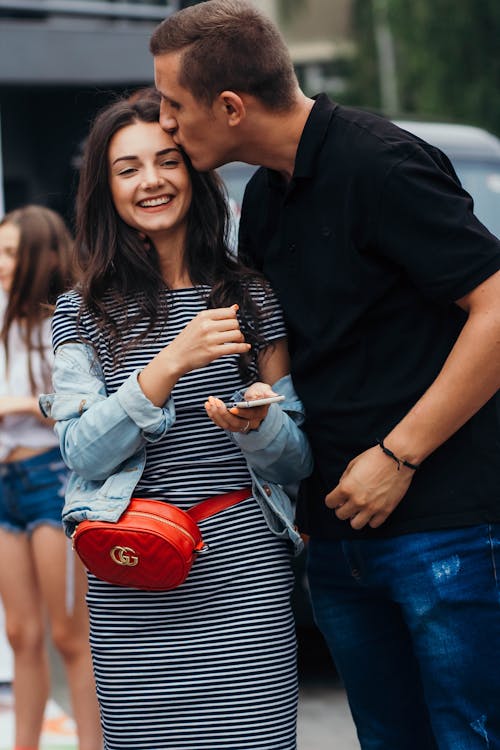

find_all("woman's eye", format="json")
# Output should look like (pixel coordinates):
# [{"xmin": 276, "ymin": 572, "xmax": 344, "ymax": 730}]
[
  {"xmin": 0, "ymin": 248, "xmax": 17, "ymax": 259},
  {"xmin": 161, "ymin": 159, "xmax": 179, "ymax": 168},
  {"xmin": 117, "ymin": 167, "xmax": 136, "ymax": 176}
]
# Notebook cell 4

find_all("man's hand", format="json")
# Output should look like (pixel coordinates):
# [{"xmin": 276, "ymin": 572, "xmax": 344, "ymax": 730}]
[{"xmin": 325, "ymin": 445, "xmax": 416, "ymax": 530}]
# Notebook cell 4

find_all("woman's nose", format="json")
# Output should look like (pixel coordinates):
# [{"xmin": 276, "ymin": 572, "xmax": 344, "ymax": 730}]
[{"xmin": 141, "ymin": 169, "xmax": 165, "ymax": 189}]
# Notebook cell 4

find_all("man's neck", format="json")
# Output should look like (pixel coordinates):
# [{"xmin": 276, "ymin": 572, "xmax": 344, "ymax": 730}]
[{"xmin": 237, "ymin": 93, "xmax": 315, "ymax": 180}]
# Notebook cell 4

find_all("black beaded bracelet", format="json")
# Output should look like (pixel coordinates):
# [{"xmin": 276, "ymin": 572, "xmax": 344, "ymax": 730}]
[{"xmin": 376, "ymin": 438, "xmax": 420, "ymax": 471}]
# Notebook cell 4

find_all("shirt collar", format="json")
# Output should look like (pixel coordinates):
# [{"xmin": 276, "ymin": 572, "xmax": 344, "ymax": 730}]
[
  {"xmin": 294, "ymin": 94, "xmax": 337, "ymax": 178},
  {"xmin": 266, "ymin": 93, "xmax": 337, "ymax": 189}
]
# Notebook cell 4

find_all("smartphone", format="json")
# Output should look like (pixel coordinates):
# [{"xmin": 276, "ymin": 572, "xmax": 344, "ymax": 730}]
[{"xmin": 227, "ymin": 395, "xmax": 285, "ymax": 409}]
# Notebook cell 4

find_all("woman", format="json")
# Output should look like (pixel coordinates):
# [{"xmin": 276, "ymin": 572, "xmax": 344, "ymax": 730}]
[
  {"xmin": 41, "ymin": 93, "xmax": 312, "ymax": 750},
  {"xmin": 0, "ymin": 205, "xmax": 102, "ymax": 750}
]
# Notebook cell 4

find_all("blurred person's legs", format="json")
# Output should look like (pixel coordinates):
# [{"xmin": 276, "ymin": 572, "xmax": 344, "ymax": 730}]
[
  {"xmin": 0, "ymin": 448, "xmax": 102, "ymax": 750},
  {"xmin": 31, "ymin": 525, "xmax": 102, "ymax": 750},
  {"xmin": 308, "ymin": 526, "xmax": 500, "ymax": 750},
  {"xmin": 0, "ymin": 527, "xmax": 49, "ymax": 750}
]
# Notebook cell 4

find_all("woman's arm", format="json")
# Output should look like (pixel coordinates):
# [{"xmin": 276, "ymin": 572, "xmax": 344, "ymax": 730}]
[
  {"xmin": 326, "ymin": 269, "xmax": 500, "ymax": 529},
  {"xmin": 41, "ymin": 342, "xmax": 175, "ymax": 480},
  {"xmin": 46, "ymin": 305, "xmax": 252, "ymax": 480},
  {"xmin": 0, "ymin": 395, "xmax": 53, "ymax": 424}
]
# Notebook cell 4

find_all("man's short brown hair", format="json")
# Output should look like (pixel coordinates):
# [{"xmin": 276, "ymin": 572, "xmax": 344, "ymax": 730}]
[{"xmin": 150, "ymin": 0, "xmax": 297, "ymax": 110}]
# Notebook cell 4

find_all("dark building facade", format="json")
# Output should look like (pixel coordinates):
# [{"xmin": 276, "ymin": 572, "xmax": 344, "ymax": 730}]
[{"xmin": 0, "ymin": 1, "xmax": 178, "ymax": 220}]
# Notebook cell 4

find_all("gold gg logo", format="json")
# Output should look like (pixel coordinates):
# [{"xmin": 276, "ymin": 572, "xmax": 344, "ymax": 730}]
[{"xmin": 110, "ymin": 546, "xmax": 139, "ymax": 567}]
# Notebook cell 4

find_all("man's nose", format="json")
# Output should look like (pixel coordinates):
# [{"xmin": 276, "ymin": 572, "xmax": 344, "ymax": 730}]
[{"xmin": 160, "ymin": 102, "xmax": 177, "ymax": 134}]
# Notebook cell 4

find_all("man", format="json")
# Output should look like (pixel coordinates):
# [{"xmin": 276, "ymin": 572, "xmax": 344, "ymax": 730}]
[{"xmin": 150, "ymin": 2, "xmax": 500, "ymax": 748}]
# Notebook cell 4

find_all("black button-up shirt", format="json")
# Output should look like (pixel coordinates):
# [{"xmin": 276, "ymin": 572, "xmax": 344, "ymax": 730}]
[{"xmin": 239, "ymin": 94, "xmax": 500, "ymax": 539}]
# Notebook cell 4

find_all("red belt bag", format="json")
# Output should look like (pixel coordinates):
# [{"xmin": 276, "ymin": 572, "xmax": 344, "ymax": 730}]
[{"xmin": 72, "ymin": 488, "xmax": 252, "ymax": 591}]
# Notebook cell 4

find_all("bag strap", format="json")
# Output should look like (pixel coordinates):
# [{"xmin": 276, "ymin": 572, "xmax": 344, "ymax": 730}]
[{"xmin": 188, "ymin": 488, "xmax": 252, "ymax": 524}]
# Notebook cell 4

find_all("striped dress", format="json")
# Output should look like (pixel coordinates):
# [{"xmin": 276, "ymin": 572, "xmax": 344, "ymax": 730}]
[{"xmin": 52, "ymin": 285, "xmax": 298, "ymax": 750}]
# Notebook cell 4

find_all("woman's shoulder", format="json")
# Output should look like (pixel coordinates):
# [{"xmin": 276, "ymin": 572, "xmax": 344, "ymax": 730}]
[
  {"xmin": 55, "ymin": 287, "xmax": 83, "ymax": 316},
  {"xmin": 52, "ymin": 288, "xmax": 86, "ymax": 350},
  {"xmin": 245, "ymin": 276, "xmax": 281, "ymax": 312}
]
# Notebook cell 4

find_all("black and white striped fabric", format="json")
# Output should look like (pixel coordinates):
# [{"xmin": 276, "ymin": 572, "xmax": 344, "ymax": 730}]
[{"xmin": 53, "ymin": 285, "xmax": 298, "ymax": 749}]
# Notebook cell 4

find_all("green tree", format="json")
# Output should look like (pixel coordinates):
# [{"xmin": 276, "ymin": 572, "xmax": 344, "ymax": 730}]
[
  {"xmin": 278, "ymin": 0, "xmax": 306, "ymax": 21},
  {"xmin": 346, "ymin": 1, "xmax": 380, "ymax": 110},
  {"xmin": 349, "ymin": 0, "xmax": 500, "ymax": 135}
]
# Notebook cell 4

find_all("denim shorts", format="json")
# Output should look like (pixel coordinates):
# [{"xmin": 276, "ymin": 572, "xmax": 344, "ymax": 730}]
[{"xmin": 0, "ymin": 446, "xmax": 69, "ymax": 535}]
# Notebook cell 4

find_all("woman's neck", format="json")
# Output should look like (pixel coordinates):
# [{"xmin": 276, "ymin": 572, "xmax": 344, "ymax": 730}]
[{"xmin": 154, "ymin": 231, "xmax": 192, "ymax": 289}]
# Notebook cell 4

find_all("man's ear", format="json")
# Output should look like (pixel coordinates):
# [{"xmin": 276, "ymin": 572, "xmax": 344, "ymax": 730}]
[{"xmin": 216, "ymin": 91, "xmax": 246, "ymax": 126}]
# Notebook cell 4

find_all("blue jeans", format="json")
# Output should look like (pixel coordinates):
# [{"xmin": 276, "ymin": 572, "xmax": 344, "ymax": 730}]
[
  {"xmin": 0, "ymin": 446, "xmax": 68, "ymax": 534},
  {"xmin": 307, "ymin": 525, "xmax": 500, "ymax": 750}
]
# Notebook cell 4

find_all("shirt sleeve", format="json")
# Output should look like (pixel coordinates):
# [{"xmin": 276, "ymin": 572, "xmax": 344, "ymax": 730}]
[
  {"xmin": 375, "ymin": 144, "xmax": 500, "ymax": 302},
  {"xmin": 52, "ymin": 290, "xmax": 84, "ymax": 351},
  {"xmin": 248, "ymin": 280, "xmax": 287, "ymax": 351}
]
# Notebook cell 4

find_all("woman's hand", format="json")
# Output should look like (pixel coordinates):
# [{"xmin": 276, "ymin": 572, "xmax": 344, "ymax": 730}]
[
  {"xmin": 138, "ymin": 305, "xmax": 251, "ymax": 407},
  {"xmin": 205, "ymin": 382, "xmax": 279, "ymax": 434},
  {"xmin": 167, "ymin": 305, "xmax": 250, "ymax": 376}
]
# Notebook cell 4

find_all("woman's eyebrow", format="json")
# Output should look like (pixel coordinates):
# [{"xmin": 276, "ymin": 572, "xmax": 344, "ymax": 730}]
[
  {"xmin": 112, "ymin": 147, "xmax": 180, "ymax": 166},
  {"xmin": 156, "ymin": 147, "xmax": 182, "ymax": 158}
]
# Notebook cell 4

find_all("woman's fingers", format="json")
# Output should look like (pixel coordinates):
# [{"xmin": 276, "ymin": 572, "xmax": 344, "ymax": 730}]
[
  {"xmin": 205, "ymin": 397, "xmax": 259, "ymax": 433},
  {"xmin": 169, "ymin": 306, "xmax": 251, "ymax": 372}
]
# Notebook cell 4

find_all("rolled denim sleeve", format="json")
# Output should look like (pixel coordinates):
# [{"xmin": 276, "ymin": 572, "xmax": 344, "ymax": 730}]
[
  {"xmin": 42, "ymin": 342, "xmax": 176, "ymax": 480},
  {"xmin": 115, "ymin": 368, "xmax": 175, "ymax": 442}
]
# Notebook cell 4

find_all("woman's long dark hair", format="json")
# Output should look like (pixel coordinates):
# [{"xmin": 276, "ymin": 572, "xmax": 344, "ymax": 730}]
[
  {"xmin": 0, "ymin": 204, "xmax": 74, "ymax": 392},
  {"xmin": 75, "ymin": 91, "xmax": 269, "ymax": 372}
]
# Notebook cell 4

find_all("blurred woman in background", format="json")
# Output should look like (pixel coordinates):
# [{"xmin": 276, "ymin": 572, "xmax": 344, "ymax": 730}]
[{"xmin": 0, "ymin": 205, "xmax": 102, "ymax": 750}]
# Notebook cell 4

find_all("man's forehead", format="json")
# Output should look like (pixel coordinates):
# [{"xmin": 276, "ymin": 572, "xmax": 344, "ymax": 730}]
[
  {"xmin": 154, "ymin": 51, "xmax": 181, "ymax": 80},
  {"xmin": 154, "ymin": 64, "xmax": 214, "ymax": 113},
  {"xmin": 154, "ymin": 55, "xmax": 184, "ymax": 97}
]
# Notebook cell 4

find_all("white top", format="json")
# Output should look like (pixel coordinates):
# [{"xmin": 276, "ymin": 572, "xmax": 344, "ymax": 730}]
[{"xmin": 0, "ymin": 297, "xmax": 58, "ymax": 460}]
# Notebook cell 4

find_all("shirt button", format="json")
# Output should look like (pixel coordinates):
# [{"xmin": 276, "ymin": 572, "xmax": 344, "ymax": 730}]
[{"xmin": 288, "ymin": 243, "xmax": 296, "ymax": 252}]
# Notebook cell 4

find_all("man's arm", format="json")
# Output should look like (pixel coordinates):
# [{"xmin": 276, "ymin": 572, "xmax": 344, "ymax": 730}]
[{"xmin": 326, "ymin": 269, "xmax": 500, "ymax": 529}]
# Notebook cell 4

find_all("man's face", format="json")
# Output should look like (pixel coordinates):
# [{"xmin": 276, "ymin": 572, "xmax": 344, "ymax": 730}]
[
  {"xmin": 154, "ymin": 52, "xmax": 230, "ymax": 171},
  {"xmin": 0, "ymin": 222, "xmax": 19, "ymax": 294}
]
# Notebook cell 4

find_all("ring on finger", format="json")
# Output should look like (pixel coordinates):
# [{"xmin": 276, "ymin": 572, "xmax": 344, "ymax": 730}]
[{"xmin": 241, "ymin": 419, "xmax": 251, "ymax": 434}]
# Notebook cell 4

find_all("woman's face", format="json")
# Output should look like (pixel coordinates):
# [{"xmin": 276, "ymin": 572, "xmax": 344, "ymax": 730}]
[
  {"xmin": 0, "ymin": 222, "xmax": 20, "ymax": 294},
  {"xmin": 108, "ymin": 120, "xmax": 193, "ymax": 244}
]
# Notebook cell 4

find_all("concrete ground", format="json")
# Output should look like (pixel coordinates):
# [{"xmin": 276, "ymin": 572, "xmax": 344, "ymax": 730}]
[
  {"xmin": 298, "ymin": 683, "xmax": 359, "ymax": 749},
  {"xmin": 297, "ymin": 627, "xmax": 360, "ymax": 749}
]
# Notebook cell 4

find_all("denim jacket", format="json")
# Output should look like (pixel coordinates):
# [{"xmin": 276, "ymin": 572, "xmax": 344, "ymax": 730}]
[{"xmin": 40, "ymin": 342, "xmax": 313, "ymax": 554}]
